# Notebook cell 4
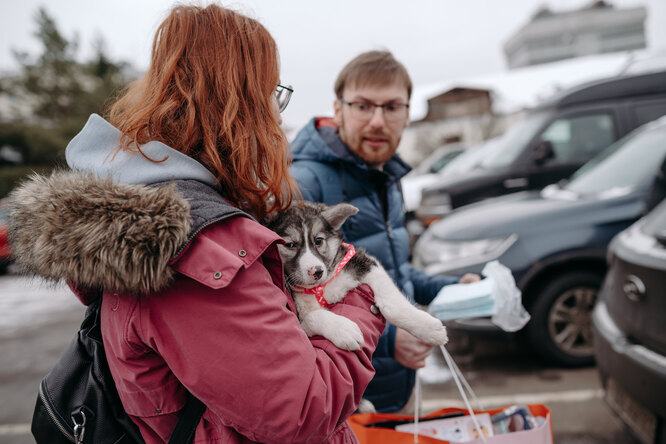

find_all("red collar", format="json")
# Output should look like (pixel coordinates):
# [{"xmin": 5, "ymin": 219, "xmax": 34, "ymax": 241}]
[{"xmin": 292, "ymin": 243, "xmax": 355, "ymax": 308}]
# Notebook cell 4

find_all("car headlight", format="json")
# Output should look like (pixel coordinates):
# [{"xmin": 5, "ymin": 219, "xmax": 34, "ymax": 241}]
[{"xmin": 415, "ymin": 234, "xmax": 517, "ymax": 274}]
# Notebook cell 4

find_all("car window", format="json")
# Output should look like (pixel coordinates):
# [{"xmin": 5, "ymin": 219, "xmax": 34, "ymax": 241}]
[
  {"xmin": 539, "ymin": 113, "xmax": 615, "ymax": 163},
  {"xmin": 634, "ymin": 101, "xmax": 666, "ymax": 127},
  {"xmin": 565, "ymin": 124, "xmax": 666, "ymax": 196},
  {"xmin": 478, "ymin": 112, "xmax": 550, "ymax": 169},
  {"xmin": 441, "ymin": 138, "xmax": 501, "ymax": 176},
  {"xmin": 430, "ymin": 150, "xmax": 464, "ymax": 173}
]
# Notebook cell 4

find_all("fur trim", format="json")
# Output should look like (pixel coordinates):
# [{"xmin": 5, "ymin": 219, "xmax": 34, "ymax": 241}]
[{"xmin": 9, "ymin": 171, "xmax": 192, "ymax": 294}]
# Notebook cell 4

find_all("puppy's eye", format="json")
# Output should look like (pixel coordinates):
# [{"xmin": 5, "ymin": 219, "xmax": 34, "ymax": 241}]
[
  {"xmin": 314, "ymin": 237, "xmax": 324, "ymax": 246},
  {"xmin": 284, "ymin": 242, "xmax": 297, "ymax": 248}
]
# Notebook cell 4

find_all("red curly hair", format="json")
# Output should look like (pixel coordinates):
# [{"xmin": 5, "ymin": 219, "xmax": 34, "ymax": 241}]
[{"xmin": 108, "ymin": 4, "xmax": 296, "ymax": 219}]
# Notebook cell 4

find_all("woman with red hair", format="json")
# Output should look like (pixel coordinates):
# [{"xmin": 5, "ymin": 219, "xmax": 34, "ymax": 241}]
[{"xmin": 9, "ymin": 4, "xmax": 384, "ymax": 443}]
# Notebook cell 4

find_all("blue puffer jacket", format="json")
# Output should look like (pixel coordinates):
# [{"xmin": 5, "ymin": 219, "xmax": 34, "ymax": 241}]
[{"xmin": 290, "ymin": 118, "xmax": 458, "ymax": 412}]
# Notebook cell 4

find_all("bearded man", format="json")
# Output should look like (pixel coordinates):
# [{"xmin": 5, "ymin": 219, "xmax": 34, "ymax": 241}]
[{"xmin": 290, "ymin": 50, "xmax": 479, "ymax": 414}]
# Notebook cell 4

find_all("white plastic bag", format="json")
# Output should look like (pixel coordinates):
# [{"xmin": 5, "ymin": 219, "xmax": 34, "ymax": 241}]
[
  {"xmin": 428, "ymin": 261, "xmax": 530, "ymax": 332},
  {"xmin": 482, "ymin": 260, "xmax": 530, "ymax": 332}
]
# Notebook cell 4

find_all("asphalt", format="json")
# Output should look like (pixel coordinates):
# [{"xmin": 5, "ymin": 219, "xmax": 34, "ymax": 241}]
[{"xmin": 0, "ymin": 275, "xmax": 642, "ymax": 444}]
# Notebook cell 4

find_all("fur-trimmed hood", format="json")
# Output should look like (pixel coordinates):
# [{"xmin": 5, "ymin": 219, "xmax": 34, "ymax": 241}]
[
  {"xmin": 8, "ymin": 114, "xmax": 244, "ymax": 296},
  {"xmin": 9, "ymin": 171, "xmax": 192, "ymax": 295}
]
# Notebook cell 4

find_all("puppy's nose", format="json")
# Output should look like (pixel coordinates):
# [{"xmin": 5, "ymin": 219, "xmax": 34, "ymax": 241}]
[{"xmin": 309, "ymin": 266, "xmax": 324, "ymax": 280}]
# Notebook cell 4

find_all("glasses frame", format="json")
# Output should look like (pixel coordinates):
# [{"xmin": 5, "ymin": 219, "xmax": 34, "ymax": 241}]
[
  {"xmin": 276, "ymin": 84, "xmax": 294, "ymax": 113},
  {"xmin": 340, "ymin": 99, "xmax": 409, "ymax": 123}
]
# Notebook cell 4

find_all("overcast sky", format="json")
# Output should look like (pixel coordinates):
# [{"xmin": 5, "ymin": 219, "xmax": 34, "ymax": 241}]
[{"xmin": 1, "ymin": 0, "xmax": 665, "ymax": 131}]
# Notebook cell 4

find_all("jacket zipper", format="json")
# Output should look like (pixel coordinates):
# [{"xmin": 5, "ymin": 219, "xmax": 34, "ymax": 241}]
[
  {"xmin": 38, "ymin": 381, "xmax": 76, "ymax": 443},
  {"xmin": 385, "ymin": 219, "xmax": 400, "ymax": 275},
  {"xmin": 380, "ymin": 190, "xmax": 400, "ymax": 277}
]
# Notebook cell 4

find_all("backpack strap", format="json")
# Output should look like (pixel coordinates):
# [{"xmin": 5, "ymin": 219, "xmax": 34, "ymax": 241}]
[
  {"xmin": 168, "ymin": 392, "xmax": 206, "ymax": 444},
  {"xmin": 95, "ymin": 292, "xmax": 206, "ymax": 443},
  {"xmin": 293, "ymin": 160, "xmax": 345, "ymax": 204}
]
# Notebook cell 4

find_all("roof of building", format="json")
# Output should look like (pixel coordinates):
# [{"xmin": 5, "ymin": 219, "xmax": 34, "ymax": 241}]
[{"xmin": 409, "ymin": 49, "xmax": 666, "ymax": 121}]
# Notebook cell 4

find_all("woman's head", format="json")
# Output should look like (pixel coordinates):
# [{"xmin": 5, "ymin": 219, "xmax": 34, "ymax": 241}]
[{"xmin": 108, "ymin": 3, "xmax": 296, "ymax": 218}]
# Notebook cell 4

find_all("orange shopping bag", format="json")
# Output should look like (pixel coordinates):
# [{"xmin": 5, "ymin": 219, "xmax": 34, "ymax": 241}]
[
  {"xmin": 349, "ymin": 345, "xmax": 554, "ymax": 443},
  {"xmin": 348, "ymin": 404, "xmax": 553, "ymax": 444}
]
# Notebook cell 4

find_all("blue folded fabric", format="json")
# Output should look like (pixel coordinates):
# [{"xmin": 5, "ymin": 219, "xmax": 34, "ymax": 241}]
[{"xmin": 428, "ymin": 278, "xmax": 497, "ymax": 321}]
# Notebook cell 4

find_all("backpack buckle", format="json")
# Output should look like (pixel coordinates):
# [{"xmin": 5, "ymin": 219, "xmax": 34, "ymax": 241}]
[{"xmin": 72, "ymin": 410, "xmax": 86, "ymax": 444}]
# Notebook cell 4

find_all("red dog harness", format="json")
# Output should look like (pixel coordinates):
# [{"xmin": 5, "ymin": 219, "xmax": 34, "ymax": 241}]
[{"xmin": 293, "ymin": 243, "xmax": 356, "ymax": 308}]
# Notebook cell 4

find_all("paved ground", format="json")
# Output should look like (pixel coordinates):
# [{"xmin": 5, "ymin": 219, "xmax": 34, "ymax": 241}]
[
  {"xmin": 420, "ymin": 333, "xmax": 640, "ymax": 443},
  {"xmin": 0, "ymin": 275, "xmax": 642, "ymax": 443}
]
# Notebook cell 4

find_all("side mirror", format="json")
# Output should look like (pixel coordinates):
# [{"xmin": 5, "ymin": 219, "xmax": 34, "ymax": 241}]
[{"xmin": 534, "ymin": 140, "xmax": 555, "ymax": 165}]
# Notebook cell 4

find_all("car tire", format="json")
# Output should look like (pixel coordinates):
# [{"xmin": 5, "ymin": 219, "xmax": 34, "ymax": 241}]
[{"xmin": 526, "ymin": 271, "xmax": 603, "ymax": 367}]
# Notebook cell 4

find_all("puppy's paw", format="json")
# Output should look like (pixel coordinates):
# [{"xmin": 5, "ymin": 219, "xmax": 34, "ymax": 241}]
[
  {"xmin": 411, "ymin": 313, "xmax": 449, "ymax": 345},
  {"xmin": 328, "ymin": 317, "xmax": 365, "ymax": 351},
  {"xmin": 424, "ymin": 323, "xmax": 448, "ymax": 345}
]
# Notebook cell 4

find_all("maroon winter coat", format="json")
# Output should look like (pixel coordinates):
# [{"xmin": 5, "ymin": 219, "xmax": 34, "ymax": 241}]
[{"xmin": 9, "ymin": 171, "xmax": 386, "ymax": 444}]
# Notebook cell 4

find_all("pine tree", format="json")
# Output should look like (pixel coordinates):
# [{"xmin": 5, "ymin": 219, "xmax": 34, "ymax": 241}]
[{"xmin": 0, "ymin": 8, "xmax": 132, "ymax": 196}]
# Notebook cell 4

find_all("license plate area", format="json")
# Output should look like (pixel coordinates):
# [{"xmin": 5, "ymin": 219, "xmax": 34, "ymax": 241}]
[{"xmin": 605, "ymin": 377, "xmax": 657, "ymax": 444}]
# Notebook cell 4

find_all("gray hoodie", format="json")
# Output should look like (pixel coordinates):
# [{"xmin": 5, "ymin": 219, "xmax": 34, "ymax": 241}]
[{"xmin": 66, "ymin": 113, "xmax": 217, "ymax": 186}]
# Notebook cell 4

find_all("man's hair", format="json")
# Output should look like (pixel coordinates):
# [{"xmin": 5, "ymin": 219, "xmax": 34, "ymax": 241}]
[
  {"xmin": 108, "ymin": 4, "xmax": 296, "ymax": 219},
  {"xmin": 334, "ymin": 50, "xmax": 412, "ymax": 100}
]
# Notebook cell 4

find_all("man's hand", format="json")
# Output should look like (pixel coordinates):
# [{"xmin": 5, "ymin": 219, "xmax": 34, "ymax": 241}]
[
  {"xmin": 458, "ymin": 273, "xmax": 481, "ymax": 284},
  {"xmin": 394, "ymin": 327, "xmax": 432, "ymax": 369}
]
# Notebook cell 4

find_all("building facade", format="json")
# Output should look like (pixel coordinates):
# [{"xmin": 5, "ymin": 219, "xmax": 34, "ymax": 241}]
[{"xmin": 504, "ymin": 1, "xmax": 646, "ymax": 69}]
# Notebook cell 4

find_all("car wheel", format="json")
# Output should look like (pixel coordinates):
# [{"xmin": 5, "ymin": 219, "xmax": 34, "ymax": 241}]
[{"xmin": 526, "ymin": 271, "xmax": 602, "ymax": 366}]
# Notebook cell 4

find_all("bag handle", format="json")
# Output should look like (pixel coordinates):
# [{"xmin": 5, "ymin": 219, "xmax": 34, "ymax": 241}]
[
  {"xmin": 440, "ymin": 345, "xmax": 487, "ymax": 444},
  {"xmin": 412, "ymin": 346, "xmax": 488, "ymax": 444}
]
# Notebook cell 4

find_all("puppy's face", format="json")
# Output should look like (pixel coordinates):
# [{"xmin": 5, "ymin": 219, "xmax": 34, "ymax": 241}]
[{"xmin": 265, "ymin": 202, "xmax": 358, "ymax": 288}]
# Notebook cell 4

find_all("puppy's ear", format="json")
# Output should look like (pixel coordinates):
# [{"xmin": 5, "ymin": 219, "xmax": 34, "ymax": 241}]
[{"xmin": 321, "ymin": 203, "xmax": 358, "ymax": 230}]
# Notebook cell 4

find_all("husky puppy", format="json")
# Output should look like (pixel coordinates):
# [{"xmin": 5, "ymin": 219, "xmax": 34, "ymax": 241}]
[{"xmin": 265, "ymin": 201, "xmax": 448, "ymax": 352}]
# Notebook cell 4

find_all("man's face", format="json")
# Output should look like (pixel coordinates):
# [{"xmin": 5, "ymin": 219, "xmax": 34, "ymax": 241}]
[{"xmin": 334, "ymin": 82, "xmax": 410, "ymax": 168}]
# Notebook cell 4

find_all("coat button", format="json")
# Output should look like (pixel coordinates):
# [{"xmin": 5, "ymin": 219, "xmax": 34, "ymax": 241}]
[
  {"xmin": 370, "ymin": 304, "xmax": 380, "ymax": 315},
  {"xmin": 213, "ymin": 271, "xmax": 222, "ymax": 279},
  {"xmin": 238, "ymin": 249, "xmax": 247, "ymax": 257},
  {"xmin": 155, "ymin": 408, "xmax": 162, "ymax": 413}
]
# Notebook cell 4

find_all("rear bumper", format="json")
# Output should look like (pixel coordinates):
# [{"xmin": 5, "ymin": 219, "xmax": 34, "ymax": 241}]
[{"xmin": 593, "ymin": 301, "xmax": 666, "ymax": 443}]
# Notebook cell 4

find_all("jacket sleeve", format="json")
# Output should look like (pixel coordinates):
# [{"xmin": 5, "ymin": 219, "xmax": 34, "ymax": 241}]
[
  {"xmin": 408, "ymin": 263, "xmax": 459, "ymax": 306},
  {"xmin": 138, "ymin": 238, "xmax": 385, "ymax": 443}
]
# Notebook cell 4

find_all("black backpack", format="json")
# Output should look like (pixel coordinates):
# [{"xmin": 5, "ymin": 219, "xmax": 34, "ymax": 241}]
[{"xmin": 31, "ymin": 296, "xmax": 205, "ymax": 444}]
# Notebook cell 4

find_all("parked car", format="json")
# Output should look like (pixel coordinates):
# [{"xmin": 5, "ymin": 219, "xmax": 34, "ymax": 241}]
[
  {"xmin": 416, "ymin": 70, "xmax": 666, "ymax": 227},
  {"xmin": 402, "ymin": 143, "xmax": 466, "ymax": 213},
  {"xmin": 413, "ymin": 116, "xmax": 666, "ymax": 366},
  {"xmin": 403, "ymin": 139, "xmax": 502, "ymax": 249},
  {"xmin": 403, "ymin": 139, "xmax": 501, "ymax": 213},
  {"xmin": 592, "ymin": 199, "xmax": 666, "ymax": 444},
  {"xmin": 410, "ymin": 143, "xmax": 467, "ymax": 176},
  {"xmin": 0, "ymin": 198, "xmax": 11, "ymax": 273}
]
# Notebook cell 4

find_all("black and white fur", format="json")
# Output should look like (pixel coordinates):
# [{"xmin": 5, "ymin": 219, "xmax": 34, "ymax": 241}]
[{"xmin": 265, "ymin": 201, "xmax": 448, "ymax": 352}]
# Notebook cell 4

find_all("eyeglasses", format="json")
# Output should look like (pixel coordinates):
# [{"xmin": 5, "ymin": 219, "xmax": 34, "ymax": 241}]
[
  {"xmin": 275, "ymin": 84, "xmax": 293, "ymax": 113},
  {"xmin": 341, "ymin": 99, "xmax": 409, "ymax": 123}
]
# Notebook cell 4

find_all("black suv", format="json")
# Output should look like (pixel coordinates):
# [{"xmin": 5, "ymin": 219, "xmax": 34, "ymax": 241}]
[
  {"xmin": 416, "ymin": 70, "xmax": 666, "ymax": 226},
  {"xmin": 593, "ymin": 199, "xmax": 666, "ymax": 444},
  {"xmin": 413, "ymin": 117, "xmax": 666, "ymax": 366}
]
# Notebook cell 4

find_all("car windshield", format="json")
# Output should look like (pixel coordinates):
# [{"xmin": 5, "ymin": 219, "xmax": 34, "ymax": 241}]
[
  {"xmin": 564, "ymin": 122, "xmax": 666, "ymax": 196},
  {"xmin": 478, "ymin": 111, "xmax": 551, "ymax": 169},
  {"xmin": 440, "ymin": 138, "xmax": 502, "ymax": 177}
]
